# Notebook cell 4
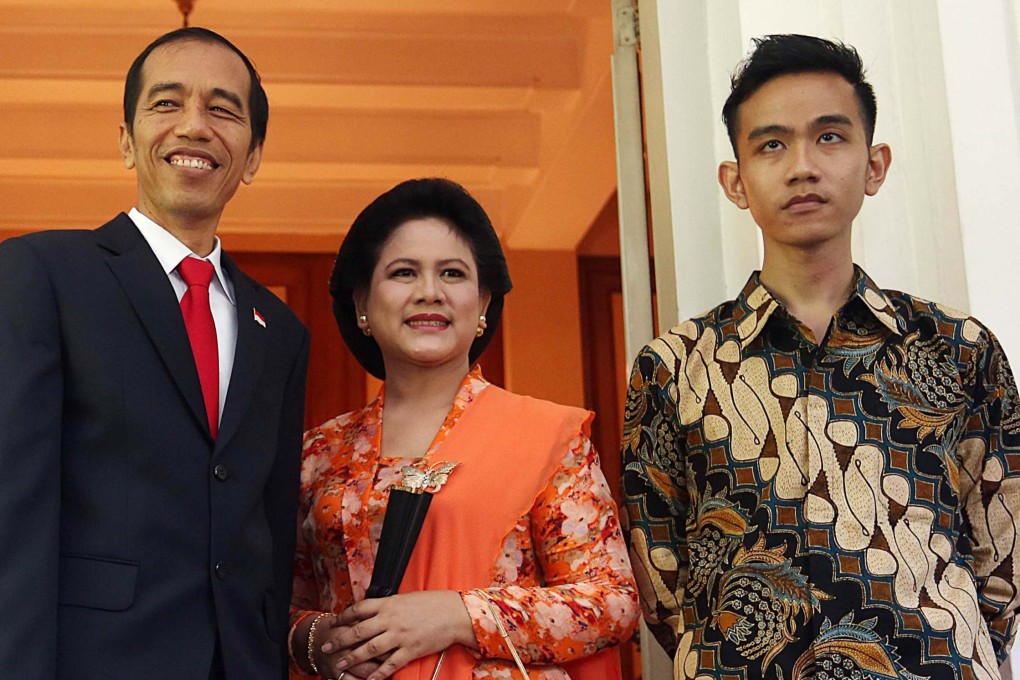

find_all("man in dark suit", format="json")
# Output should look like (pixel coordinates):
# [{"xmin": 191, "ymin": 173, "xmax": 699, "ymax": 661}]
[{"xmin": 0, "ymin": 28, "xmax": 310, "ymax": 679}]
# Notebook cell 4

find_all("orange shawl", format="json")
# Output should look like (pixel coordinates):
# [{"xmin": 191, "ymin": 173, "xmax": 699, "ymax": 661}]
[{"xmin": 390, "ymin": 385, "xmax": 622, "ymax": 679}]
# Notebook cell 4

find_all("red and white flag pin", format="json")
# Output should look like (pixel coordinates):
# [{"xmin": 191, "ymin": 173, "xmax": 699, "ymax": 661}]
[{"xmin": 253, "ymin": 308, "xmax": 266, "ymax": 328}]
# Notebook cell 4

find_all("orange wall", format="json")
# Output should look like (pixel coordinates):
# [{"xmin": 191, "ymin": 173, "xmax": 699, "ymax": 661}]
[{"xmin": 502, "ymin": 249, "xmax": 585, "ymax": 408}]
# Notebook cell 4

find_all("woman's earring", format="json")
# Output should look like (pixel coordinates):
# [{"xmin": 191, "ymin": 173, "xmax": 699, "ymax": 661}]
[
  {"xmin": 475, "ymin": 314, "xmax": 487, "ymax": 338},
  {"xmin": 358, "ymin": 314, "xmax": 372, "ymax": 337}
]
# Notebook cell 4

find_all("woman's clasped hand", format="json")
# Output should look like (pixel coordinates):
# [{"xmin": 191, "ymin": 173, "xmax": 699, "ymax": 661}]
[{"xmin": 315, "ymin": 591, "xmax": 475, "ymax": 680}]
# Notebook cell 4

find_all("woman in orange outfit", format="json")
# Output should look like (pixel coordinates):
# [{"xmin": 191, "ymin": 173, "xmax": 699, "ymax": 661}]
[{"xmin": 288, "ymin": 178, "xmax": 638, "ymax": 680}]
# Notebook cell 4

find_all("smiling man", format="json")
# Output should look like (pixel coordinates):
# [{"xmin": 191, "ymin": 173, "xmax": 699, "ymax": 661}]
[
  {"xmin": 0, "ymin": 28, "xmax": 309, "ymax": 679},
  {"xmin": 622, "ymin": 34, "xmax": 1020, "ymax": 679}
]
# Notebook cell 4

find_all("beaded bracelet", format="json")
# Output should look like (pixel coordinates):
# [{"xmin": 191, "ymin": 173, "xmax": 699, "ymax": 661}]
[
  {"xmin": 306, "ymin": 612, "xmax": 331, "ymax": 676},
  {"xmin": 288, "ymin": 611, "xmax": 316, "ymax": 669}
]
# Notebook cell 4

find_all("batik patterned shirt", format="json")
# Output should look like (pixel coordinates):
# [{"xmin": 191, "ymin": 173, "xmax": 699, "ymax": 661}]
[{"xmin": 622, "ymin": 267, "xmax": 1020, "ymax": 680}]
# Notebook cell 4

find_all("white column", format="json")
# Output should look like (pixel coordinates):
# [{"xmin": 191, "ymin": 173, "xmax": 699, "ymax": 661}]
[
  {"xmin": 639, "ymin": 0, "xmax": 751, "ymax": 329},
  {"xmin": 612, "ymin": 0, "xmax": 656, "ymax": 358}
]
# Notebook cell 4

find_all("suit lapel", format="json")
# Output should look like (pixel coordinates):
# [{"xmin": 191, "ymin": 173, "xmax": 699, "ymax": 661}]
[
  {"xmin": 98, "ymin": 214, "xmax": 211, "ymax": 439},
  {"xmin": 216, "ymin": 254, "xmax": 268, "ymax": 452}
]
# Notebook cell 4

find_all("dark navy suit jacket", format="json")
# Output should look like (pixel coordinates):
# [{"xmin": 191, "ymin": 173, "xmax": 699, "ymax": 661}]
[{"xmin": 0, "ymin": 213, "xmax": 310, "ymax": 679}]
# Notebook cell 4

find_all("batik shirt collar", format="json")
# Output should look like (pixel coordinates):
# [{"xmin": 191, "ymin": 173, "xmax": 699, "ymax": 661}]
[{"xmin": 734, "ymin": 264, "xmax": 902, "ymax": 349}]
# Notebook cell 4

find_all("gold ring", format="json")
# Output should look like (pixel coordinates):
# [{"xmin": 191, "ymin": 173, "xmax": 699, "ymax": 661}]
[{"xmin": 337, "ymin": 672, "xmax": 347, "ymax": 680}]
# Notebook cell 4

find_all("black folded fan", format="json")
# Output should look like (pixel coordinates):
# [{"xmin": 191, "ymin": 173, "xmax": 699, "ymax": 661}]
[
  {"xmin": 365, "ymin": 486, "xmax": 434, "ymax": 598},
  {"xmin": 365, "ymin": 461, "xmax": 458, "ymax": 598}
]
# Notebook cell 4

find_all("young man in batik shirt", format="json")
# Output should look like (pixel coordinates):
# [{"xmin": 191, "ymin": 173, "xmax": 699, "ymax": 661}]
[{"xmin": 622, "ymin": 34, "xmax": 1020, "ymax": 680}]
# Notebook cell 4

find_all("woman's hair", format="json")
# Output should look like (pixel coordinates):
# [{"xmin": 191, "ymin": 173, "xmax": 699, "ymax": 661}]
[{"xmin": 330, "ymin": 177, "xmax": 513, "ymax": 379}]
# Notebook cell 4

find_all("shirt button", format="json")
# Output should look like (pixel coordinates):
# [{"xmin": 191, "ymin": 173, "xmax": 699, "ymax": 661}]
[
  {"xmin": 215, "ymin": 561, "xmax": 229, "ymax": 580},
  {"xmin": 213, "ymin": 464, "xmax": 229, "ymax": 481}
]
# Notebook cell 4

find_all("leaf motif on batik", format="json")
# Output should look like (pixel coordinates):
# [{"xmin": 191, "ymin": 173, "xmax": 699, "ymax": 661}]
[
  {"xmin": 686, "ymin": 487, "xmax": 749, "ymax": 597},
  {"xmin": 712, "ymin": 535, "xmax": 830, "ymax": 669},
  {"xmin": 864, "ymin": 332, "xmax": 964, "ymax": 439},
  {"xmin": 785, "ymin": 613, "xmax": 928, "ymax": 680}
]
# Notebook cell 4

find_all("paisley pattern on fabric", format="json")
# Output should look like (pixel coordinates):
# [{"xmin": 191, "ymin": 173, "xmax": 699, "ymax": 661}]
[
  {"xmin": 713, "ymin": 536, "xmax": 829, "ymax": 669},
  {"xmin": 622, "ymin": 267, "xmax": 1020, "ymax": 679},
  {"xmin": 780, "ymin": 613, "xmax": 927, "ymax": 680}
]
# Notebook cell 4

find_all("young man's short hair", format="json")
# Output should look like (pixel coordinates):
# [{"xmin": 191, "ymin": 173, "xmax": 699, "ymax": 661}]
[{"xmin": 722, "ymin": 34, "xmax": 877, "ymax": 156}]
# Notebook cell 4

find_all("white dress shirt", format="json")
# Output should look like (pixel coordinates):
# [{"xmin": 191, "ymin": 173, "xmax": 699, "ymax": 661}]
[{"xmin": 128, "ymin": 208, "xmax": 237, "ymax": 424}]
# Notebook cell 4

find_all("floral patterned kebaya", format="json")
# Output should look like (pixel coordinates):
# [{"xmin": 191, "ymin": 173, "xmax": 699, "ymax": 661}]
[{"xmin": 291, "ymin": 367, "xmax": 639, "ymax": 678}]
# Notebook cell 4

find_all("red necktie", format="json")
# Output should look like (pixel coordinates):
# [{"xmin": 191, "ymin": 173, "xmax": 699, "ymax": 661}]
[{"xmin": 178, "ymin": 257, "xmax": 219, "ymax": 439}]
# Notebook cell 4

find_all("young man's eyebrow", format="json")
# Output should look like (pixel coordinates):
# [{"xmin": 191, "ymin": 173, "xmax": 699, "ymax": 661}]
[
  {"xmin": 814, "ymin": 114, "xmax": 854, "ymax": 127},
  {"xmin": 747, "ymin": 123, "xmax": 793, "ymax": 141},
  {"xmin": 746, "ymin": 115, "xmax": 855, "ymax": 141}
]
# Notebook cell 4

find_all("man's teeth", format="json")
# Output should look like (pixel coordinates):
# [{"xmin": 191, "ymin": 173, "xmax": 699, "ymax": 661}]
[{"xmin": 170, "ymin": 157, "xmax": 214, "ymax": 170}]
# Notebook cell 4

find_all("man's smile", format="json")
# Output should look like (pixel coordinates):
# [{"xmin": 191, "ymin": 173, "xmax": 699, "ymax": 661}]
[{"xmin": 166, "ymin": 149, "xmax": 219, "ymax": 171}]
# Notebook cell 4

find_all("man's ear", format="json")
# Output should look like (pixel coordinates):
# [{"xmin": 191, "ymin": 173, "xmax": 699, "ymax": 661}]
[
  {"xmin": 718, "ymin": 161, "xmax": 749, "ymax": 209},
  {"xmin": 118, "ymin": 123, "xmax": 136, "ymax": 170},
  {"xmin": 242, "ymin": 143, "xmax": 263, "ymax": 185},
  {"xmin": 865, "ymin": 143, "xmax": 892, "ymax": 196}
]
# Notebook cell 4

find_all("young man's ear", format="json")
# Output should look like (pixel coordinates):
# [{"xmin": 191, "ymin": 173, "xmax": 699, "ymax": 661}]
[
  {"xmin": 718, "ymin": 161, "xmax": 749, "ymax": 210},
  {"xmin": 865, "ymin": 143, "xmax": 892, "ymax": 196}
]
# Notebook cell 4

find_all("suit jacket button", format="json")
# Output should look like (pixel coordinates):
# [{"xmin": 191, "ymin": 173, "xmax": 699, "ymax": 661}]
[
  {"xmin": 213, "ymin": 464, "xmax": 229, "ymax": 481},
  {"xmin": 215, "ymin": 561, "xmax": 229, "ymax": 579}
]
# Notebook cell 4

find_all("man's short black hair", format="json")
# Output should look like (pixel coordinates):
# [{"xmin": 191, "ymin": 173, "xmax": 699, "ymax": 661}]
[
  {"xmin": 722, "ymin": 34, "xmax": 877, "ymax": 157},
  {"xmin": 123, "ymin": 27, "xmax": 268, "ymax": 150}
]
